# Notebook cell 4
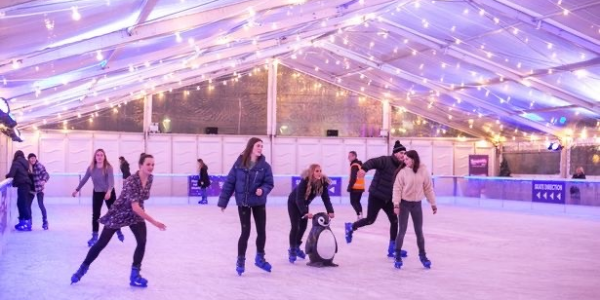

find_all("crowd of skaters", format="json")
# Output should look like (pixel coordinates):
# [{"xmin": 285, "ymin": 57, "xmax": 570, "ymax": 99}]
[{"xmin": 6, "ymin": 138, "xmax": 439, "ymax": 287}]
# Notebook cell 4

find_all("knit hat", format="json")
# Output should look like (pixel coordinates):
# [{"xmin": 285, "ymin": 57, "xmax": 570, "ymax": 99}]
[
  {"xmin": 392, "ymin": 141, "xmax": 406, "ymax": 154},
  {"xmin": 27, "ymin": 153, "xmax": 37, "ymax": 159}
]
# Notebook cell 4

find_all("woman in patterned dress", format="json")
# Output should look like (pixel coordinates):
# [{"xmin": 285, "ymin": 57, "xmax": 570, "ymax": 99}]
[{"xmin": 70, "ymin": 154, "xmax": 167, "ymax": 287}]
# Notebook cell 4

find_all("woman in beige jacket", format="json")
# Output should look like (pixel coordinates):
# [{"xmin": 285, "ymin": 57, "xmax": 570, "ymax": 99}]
[{"xmin": 392, "ymin": 150, "xmax": 437, "ymax": 269}]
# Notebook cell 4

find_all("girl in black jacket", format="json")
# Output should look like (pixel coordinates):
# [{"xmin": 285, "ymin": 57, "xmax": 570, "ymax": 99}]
[
  {"xmin": 197, "ymin": 159, "xmax": 210, "ymax": 204},
  {"xmin": 287, "ymin": 164, "xmax": 335, "ymax": 263},
  {"xmin": 6, "ymin": 150, "xmax": 34, "ymax": 231}
]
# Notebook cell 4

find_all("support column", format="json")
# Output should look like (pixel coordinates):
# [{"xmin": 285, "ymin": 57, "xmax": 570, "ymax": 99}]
[
  {"xmin": 382, "ymin": 100, "xmax": 391, "ymax": 153},
  {"xmin": 560, "ymin": 147, "xmax": 569, "ymax": 178},
  {"xmin": 143, "ymin": 95, "xmax": 152, "ymax": 152},
  {"xmin": 267, "ymin": 60, "xmax": 278, "ymax": 136},
  {"xmin": 382, "ymin": 100, "xmax": 391, "ymax": 134},
  {"xmin": 143, "ymin": 95, "xmax": 153, "ymax": 133}
]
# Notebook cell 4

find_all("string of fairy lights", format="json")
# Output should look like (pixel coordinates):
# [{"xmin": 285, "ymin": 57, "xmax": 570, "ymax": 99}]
[{"xmin": 1, "ymin": 0, "xmax": 599, "ymax": 145}]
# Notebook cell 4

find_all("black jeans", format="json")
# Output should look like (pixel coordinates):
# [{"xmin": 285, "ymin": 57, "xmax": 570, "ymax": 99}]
[
  {"xmin": 352, "ymin": 194, "xmax": 398, "ymax": 241},
  {"xmin": 349, "ymin": 191, "xmax": 364, "ymax": 215},
  {"xmin": 237, "ymin": 205, "xmax": 266, "ymax": 257},
  {"xmin": 395, "ymin": 200, "xmax": 426, "ymax": 256},
  {"xmin": 83, "ymin": 222, "xmax": 147, "ymax": 268},
  {"xmin": 92, "ymin": 190, "xmax": 116, "ymax": 232},
  {"xmin": 30, "ymin": 192, "xmax": 47, "ymax": 221},
  {"xmin": 16, "ymin": 185, "xmax": 32, "ymax": 221},
  {"xmin": 288, "ymin": 200, "xmax": 308, "ymax": 248}
]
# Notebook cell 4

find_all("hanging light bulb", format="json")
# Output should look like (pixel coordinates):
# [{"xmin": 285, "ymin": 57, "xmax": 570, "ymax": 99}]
[{"xmin": 71, "ymin": 7, "xmax": 81, "ymax": 21}]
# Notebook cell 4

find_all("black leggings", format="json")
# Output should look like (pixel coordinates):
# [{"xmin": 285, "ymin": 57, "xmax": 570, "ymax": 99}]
[
  {"xmin": 349, "ymin": 191, "xmax": 364, "ymax": 215},
  {"xmin": 83, "ymin": 222, "xmax": 147, "ymax": 268},
  {"xmin": 30, "ymin": 192, "xmax": 47, "ymax": 221},
  {"xmin": 237, "ymin": 205, "xmax": 266, "ymax": 257},
  {"xmin": 92, "ymin": 190, "xmax": 116, "ymax": 232},
  {"xmin": 16, "ymin": 185, "xmax": 32, "ymax": 221},
  {"xmin": 395, "ymin": 200, "xmax": 426, "ymax": 256},
  {"xmin": 288, "ymin": 200, "xmax": 308, "ymax": 248},
  {"xmin": 352, "ymin": 194, "xmax": 398, "ymax": 241}
]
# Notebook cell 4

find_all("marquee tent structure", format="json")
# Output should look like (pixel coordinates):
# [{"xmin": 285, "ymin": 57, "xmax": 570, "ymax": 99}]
[{"xmin": 1, "ymin": 0, "xmax": 600, "ymax": 142}]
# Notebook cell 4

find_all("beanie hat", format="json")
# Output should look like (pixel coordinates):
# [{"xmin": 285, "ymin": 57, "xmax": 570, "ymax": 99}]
[
  {"xmin": 27, "ymin": 153, "xmax": 37, "ymax": 159},
  {"xmin": 392, "ymin": 141, "xmax": 406, "ymax": 154}
]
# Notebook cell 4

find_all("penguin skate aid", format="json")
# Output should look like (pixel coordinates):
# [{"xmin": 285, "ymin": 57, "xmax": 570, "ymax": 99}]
[{"xmin": 305, "ymin": 212, "xmax": 339, "ymax": 267}]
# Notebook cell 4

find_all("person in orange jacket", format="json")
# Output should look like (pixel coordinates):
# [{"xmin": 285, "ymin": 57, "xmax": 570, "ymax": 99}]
[{"xmin": 347, "ymin": 151, "xmax": 365, "ymax": 220}]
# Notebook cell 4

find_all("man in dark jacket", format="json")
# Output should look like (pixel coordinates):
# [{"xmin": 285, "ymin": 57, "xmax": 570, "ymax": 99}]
[
  {"xmin": 345, "ymin": 141, "xmax": 408, "ymax": 258},
  {"xmin": 347, "ymin": 151, "xmax": 364, "ymax": 220}
]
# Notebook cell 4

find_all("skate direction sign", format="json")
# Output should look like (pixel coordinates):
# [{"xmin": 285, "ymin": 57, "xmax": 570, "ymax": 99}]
[{"xmin": 532, "ymin": 181, "xmax": 565, "ymax": 204}]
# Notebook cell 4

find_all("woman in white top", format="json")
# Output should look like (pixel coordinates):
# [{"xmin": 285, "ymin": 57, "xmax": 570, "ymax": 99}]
[{"xmin": 392, "ymin": 150, "xmax": 437, "ymax": 269}]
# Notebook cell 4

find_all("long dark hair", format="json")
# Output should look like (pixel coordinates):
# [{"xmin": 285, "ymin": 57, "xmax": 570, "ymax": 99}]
[
  {"xmin": 405, "ymin": 150, "xmax": 420, "ymax": 173},
  {"xmin": 139, "ymin": 153, "xmax": 154, "ymax": 166},
  {"xmin": 241, "ymin": 137, "xmax": 263, "ymax": 168},
  {"xmin": 197, "ymin": 158, "xmax": 208, "ymax": 171},
  {"xmin": 13, "ymin": 150, "xmax": 24, "ymax": 162}
]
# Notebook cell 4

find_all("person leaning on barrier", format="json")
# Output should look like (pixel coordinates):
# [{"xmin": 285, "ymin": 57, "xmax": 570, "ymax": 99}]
[{"xmin": 570, "ymin": 166, "xmax": 586, "ymax": 205}]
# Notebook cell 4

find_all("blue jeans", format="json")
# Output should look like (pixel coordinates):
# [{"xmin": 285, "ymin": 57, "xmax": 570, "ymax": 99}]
[
  {"xmin": 199, "ymin": 188, "xmax": 208, "ymax": 203},
  {"xmin": 30, "ymin": 192, "xmax": 47, "ymax": 221}
]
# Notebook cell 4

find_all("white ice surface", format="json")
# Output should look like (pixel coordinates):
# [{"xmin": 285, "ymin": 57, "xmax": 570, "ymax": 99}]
[{"xmin": 1, "ymin": 201, "xmax": 599, "ymax": 300}]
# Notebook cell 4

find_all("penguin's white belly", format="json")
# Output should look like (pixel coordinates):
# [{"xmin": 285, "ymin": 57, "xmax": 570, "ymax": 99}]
[{"xmin": 316, "ymin": 230, "xmax": 336, "ymax": 260}]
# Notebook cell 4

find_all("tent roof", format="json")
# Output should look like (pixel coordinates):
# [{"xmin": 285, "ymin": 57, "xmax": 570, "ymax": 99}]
[{"xmin": 1, "ymin": 0, "xmax": 600, "ymax": 141}]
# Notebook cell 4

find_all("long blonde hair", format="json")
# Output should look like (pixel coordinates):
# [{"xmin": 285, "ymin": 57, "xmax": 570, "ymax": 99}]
[
  {"xmin": 301, "ymin": 164, "xmax": 331, "ymax": 200},
  {"xmin": 89, "ymin": 149, "xmax": 112, "ymax": 175}
]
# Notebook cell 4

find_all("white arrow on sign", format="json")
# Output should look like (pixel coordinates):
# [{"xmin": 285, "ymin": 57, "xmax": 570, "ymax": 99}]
[
  {"xmin": 329, "ymin": 187, "xmax": 335, "ymax": 193},
  {"xmin": 543, "ymin": 192, "xmax": 547, "ymax": 199},
  {"xmin": 537, "ymin": 192, "xmax": 541, "ymax": 199},
  {"xmin": 550, "ymin": 193, "xmax": 554, "ymax": 200},
  {"xmin": 557, "ymin": 193, "xmax": 562, "ymax": 200}
]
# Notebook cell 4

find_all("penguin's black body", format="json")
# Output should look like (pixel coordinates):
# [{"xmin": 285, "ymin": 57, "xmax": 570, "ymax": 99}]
[{"xmin": 305, "ymin": 212, "xmax": 338, "ymax": 267}]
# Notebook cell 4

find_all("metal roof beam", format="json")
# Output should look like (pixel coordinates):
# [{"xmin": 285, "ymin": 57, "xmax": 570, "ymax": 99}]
[
  {"xmin": 379, "ymin": 19, "xmax": 600, "ymax": 114},
  {"xmin": 0, "ymin": 0, "xmax": 357, "ymax": 73},
  {"xmin": 472, "ymin": 0, "xmax": 600, "ymax": 54},
  {"xmin": 102, "ymin": 0, "xmax": 160, "ymax": 70},
  {"xmin": 0, "ymin": 0, "xmax": 33, "ymax": 10},
  {"xmin": 5, "ymin": 0, "xmax": 396, "ymax": 99},
  {"xmin": 321, "ymin": 42, "xmax": 562, "ymax": 136}
]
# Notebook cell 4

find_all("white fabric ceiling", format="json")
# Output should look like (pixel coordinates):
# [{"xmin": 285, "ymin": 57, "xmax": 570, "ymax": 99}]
[{"xmin": 1, "ymin": 0, "xmax": 600, "ymax": 141}]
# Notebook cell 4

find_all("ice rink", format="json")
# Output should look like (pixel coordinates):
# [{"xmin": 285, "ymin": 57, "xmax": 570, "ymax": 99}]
[{"xmin": 1, "ymin": 201, "xmax": 599, "ymax": 300}]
